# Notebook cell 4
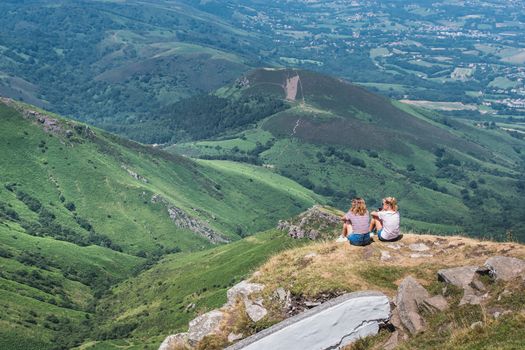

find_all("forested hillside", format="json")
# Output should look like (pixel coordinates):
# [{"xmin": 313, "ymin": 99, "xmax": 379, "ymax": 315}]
[{"xmin": 169, "ymin": 69, "xmax": 525, "ymax": 241}]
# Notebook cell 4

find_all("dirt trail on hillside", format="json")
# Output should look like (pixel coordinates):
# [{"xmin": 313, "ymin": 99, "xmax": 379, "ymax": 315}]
[{"xmin": 285, "ymin": 75, "xmax": 300, "ymax": 101}]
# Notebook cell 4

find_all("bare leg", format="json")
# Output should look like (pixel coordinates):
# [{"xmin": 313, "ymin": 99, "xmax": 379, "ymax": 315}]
[
  {"xmin": 342, "ymin": 222, "xmax": 349, "ymax": 237},
  {"xmin": 369, "ymin": 217, "xmax": 383, "ymax": 233}
]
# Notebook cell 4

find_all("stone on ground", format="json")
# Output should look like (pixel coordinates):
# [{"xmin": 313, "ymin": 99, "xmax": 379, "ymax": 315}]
[
  {"xmin": 408, "ymin": 243, "xmax": 430, "ymax": 252},
  {"xmin": 226, "ymin": 280, "xmax": 265, "ymax": 306},
  {"xmin": 421, "ymin": 295, "xmax": 449, "ymax": 313},
  {"xmin": 188, "ymin": 310, "xmax": 224, "ymax": 343},
  {"xmin": 480, "ymin": 256, "xmax": 525, "ymax": 281},
  {"xmin": 244, "ymin": 298, "xmax": 268, "ymax": 322},
  {"xmin": 396, "ymin": 276, "xmax": 430, "ymax": 334},
  {"xmin": 437, "ymin": 266, "xmax": 478, "ymax": 288}
]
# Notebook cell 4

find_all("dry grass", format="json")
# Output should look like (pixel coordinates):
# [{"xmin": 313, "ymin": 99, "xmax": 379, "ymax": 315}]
[
  {"xmin": 252, "ymin": 233, "xmax": 525, "ymax": 300},
  {"xmin": 195, "ymin": 233, "xmax": 525, "ymax": 349}
]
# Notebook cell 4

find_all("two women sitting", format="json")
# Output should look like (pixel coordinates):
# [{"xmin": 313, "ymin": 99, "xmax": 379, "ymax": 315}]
[{"xmin": 341, "ymin": 197, "xmax": 400, "ymax": 246}]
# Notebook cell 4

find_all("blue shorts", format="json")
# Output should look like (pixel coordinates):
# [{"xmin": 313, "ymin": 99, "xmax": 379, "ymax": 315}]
[{"xmin": 348, "ymin": 233, "xmax": 371, "ymax": 246}]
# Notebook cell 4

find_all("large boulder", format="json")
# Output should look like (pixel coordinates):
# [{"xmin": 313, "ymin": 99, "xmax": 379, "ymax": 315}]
[
  {"xmin": 479, "ymin": 256, "xmax": 525, "ymax": 282},
  {"xmin": 438, "ymin": 266, "xmax": 478, "ymax": 288},
  {"xmin": 188, "ymin": 310, "xmax": 225, "ymax": 344},
  {"xmin": 396, "ymin": 276, "xmax": 430, "ymax": 334}
]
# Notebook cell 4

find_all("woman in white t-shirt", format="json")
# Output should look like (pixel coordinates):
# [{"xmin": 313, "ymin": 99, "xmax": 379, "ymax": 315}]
[{"xmin": 369, "ymin": 197, "xmax": 401, "ymax": 242}]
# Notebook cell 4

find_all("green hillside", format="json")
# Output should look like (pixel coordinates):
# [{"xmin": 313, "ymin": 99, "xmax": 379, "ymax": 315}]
[
  {"xmin": 168, "ymin": 68, "xmax": 525, "ymax": 241},
  {"xmin": 0, "ymin": 99, "xmax": 320, "ymax": 349},
  {"xmin": 86, "ymin": 229, "xmax": 306, "ymax": 349}
]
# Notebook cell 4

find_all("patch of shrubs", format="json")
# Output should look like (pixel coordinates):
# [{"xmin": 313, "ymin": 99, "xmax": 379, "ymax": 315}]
[{"xmin": 0, "ymin": 202, "xmax": 19, "ymax": 221}]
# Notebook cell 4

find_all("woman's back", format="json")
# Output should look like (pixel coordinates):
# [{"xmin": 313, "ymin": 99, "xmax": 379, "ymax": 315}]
[{"xmin": 345, "ymin": 211, "xmax": 370, "ymax": 234}]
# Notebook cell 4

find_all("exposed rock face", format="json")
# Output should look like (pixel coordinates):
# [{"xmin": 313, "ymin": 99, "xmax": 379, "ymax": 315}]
[
  {"xmin": 121, "ymin": 165, "xmax": 149, "ymax": 183},
  {"xmin": 277, "ymin": 205, "xmax": 340, "ymax": 240},
  {"xmin": 225, "ymin": 291, "xmax": 390, "ymax": 350},
  {"xmin": 188, "ymin": 310, "xmax": 225, "ymax": 344},
  {"xmin": 158, "ymin": 333, "xmax": 189, "ymax": 350},
  {"xmin": 226, "ymin": 281, "xmax": 265, "ymax": 307},
  {"xmin": 479, "ymin": 256, "xmax": 525, "ymax": 281},
  {"xmin": 151, "ymin": 194, "xmax": 228, "ymax": 244},
  {"xmin": 396, "ymin": 276, "xmax": 430, "ymax": 334}
]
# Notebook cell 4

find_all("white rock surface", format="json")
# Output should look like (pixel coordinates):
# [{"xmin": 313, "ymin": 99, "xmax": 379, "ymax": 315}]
[
  {"xmin": 188, "ymin": 310, "xmax": 224, "ymax": 343},
  {"xmin": 386, "ymin": 243, "xmax": 403, "ymax": 250},
  {"xmin": 409, "ymin": 243, "xmax": 430, "ymax": 252},
  {"xmin": 225, "ymin": 291, "xmax": 390, "ymax": 350},
  {"xmin": 244, "ymin": 298, "xmax": 268, "ymax": 322},
  {"xmin": 410, "ymin": 253, "xmax": 433, "ymax": 259},
  {"xmin": 380, "ymin": 250, "xmax": 392, "ymax": 261}
]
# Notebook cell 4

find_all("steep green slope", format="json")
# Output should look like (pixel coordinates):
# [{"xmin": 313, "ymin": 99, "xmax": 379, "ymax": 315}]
[
  {"xmin": 168, "ymin": 69, "xmax": 525, "ymax": 241},
  {"xmin": 0, "ymin": 99, "xmax": 320, "ymax": 349},
  {"xmin": 86, "ymin": 230, "xmax": 306, "ymax": 349}
]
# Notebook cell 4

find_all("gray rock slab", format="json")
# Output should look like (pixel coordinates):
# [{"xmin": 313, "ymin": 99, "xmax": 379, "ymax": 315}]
[
  {"xmin": 409, "ymin": 243, "xmax": 430, "ymax": 252},
  {"xmin": 482, "ymin": 256, "xmax": 525, "ymax": 281},
  {"xmin": 438, "ymin": 266, "xmax": 479, "ymax": 288},
  {"xmin": 396, "ymin": 276, "xmax": 430, "ymax": 334},
  {"xmin": 226, "ymin": 291, "xmax": 390, "ymax": 350},
  {"xmin": 188, "ymin": 310, "xmax": 224, "ymax": 343},
  {"xmin": 381, "ymin": 250, "xmax": 392, "ymax": 261},
  {"xmin": 421, "ymin": 295, "xmax": 449, "ymax": 313},
  {"xmin": 226, "ymin": 280, "xmax": 265, "ymax": 306},
  {"xmin": 245, "ymin": 298, "xmax": 268, "ymax": 322}
]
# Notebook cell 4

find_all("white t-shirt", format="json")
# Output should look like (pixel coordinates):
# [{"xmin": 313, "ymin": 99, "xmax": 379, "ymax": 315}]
[{"xmin": 378, "ymin": 210, "xmax": 400, "ymax": 240}]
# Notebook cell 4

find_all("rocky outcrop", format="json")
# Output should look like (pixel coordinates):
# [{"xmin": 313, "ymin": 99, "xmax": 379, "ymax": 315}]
[
  {"xmin": 121, "ymin": 165, "xmax": 149, "ymax": 183},
  {"xmin": 225, "ymin": 291, "xmax": 390, "ymax": 350},
  {"xmin": 277, "ymin": 205, "xmax": 341, "ymax": 240},
  {"xmin": 395, "ymin": 276, "xmax": 430, "ymax": 334},
  {"xmin": 188, "ymin": 310, "xmax": 225, "ymax": 344},
  {"xmin": 151, "ymin": 194, "xmax": 228, "ymax": 244},
  {"xmin": 478, "ymin": 256, "xmax": 525, "ymax": 282}
]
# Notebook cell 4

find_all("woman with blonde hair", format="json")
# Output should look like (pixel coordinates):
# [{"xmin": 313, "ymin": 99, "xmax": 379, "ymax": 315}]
[
  {"xmin": 340, "ymin": 197, "xmax": 371, "ymax": 246},
  {"xmin": 370, "ymin": 197, "xmax": 400, "ymax": 242}
]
